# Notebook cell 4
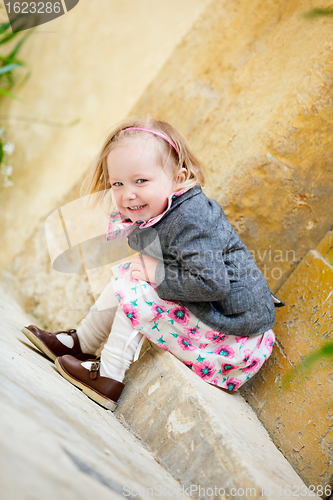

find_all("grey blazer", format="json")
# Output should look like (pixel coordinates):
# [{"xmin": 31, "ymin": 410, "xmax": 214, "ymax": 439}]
[{"xmin": 128, "ymin": 185, "xmax": 275, "ymax": 336}]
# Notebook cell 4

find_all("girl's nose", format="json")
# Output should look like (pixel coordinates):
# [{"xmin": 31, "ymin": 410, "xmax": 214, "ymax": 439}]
[{"xmin": 123, "ymin": 188, "xmax": 136, "ymax": 200}]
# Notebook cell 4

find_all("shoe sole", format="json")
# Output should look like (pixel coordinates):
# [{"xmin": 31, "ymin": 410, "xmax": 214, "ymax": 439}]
[
  {"xmin": 22, "ymin": 327, "xmax": 57, "ymax": 362},
  {"xmin": 54, "ymin": 358, "xmax": 117, "ymax": 411}
]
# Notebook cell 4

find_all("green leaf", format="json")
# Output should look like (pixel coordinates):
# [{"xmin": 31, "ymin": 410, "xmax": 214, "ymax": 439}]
[
  {"xmin": 0, "ymin": 32, "xmax": 18, "ymax": 45},
  {"xmin": 304, "ymin": 8, "xmax": 333, "ymax": 19},
  {"xmin": 8, "ymin": 32, "xmax": 32, "ymax": 61},
  {"xmin": 0, "ymin": 57, "xmax": 24, "ymax": 69},
  {"xmin": 282, "ymin": 341, "xmax": 333, "ymax": 388},
  {"xmin": 0, "ymin": 22, "xmax": 12, "ymax": 35},
  {"xmin": 0, "ymin": 88, "xmax": 25, "ymax": 103},
  {"xmin": 0, "ymin": 56, "xmax": 13, "ymax": 63},
  {"xmin": 0, "ymin": 140, "xmax": 3, "ymax": 165},
  {"xmin": 0, "ymin": 63, "xmax": 22, "ymax": 76}
]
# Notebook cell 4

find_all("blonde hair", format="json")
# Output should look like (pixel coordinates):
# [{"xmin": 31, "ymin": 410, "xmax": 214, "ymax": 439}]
[{"xmin": 81, "ymin": 116, "xmax": 206, "ymax": 208}]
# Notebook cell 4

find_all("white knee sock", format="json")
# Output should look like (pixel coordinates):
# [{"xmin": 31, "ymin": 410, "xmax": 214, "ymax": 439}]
[
  {"xmin": 100, "ymin": 306, "xmax": 143, "ymax": 382},
  {"xmin": 76, "ymin": 279, "xmax": 143, "ymax": 382},
  {"xmin": 76, "ymin": 280, "xmax": 117, "ymax": 354}
]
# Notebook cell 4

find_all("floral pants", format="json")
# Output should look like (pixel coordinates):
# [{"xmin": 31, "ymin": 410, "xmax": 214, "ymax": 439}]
[{"xmin": 112, "ymin": 261, "xmax": 275, "ymax": 392}]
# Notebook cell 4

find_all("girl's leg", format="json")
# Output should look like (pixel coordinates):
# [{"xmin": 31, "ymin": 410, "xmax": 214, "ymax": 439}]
[
  {"xmin": 55, "ymin": 305, "xmax": 143, "ymax": 409},
  {"xmin": 77, "ymin": 280, "xmax": 118, "ymax": 354},
  {"xmin": 99, "ymin": 306, "xmax": 143, "ymax": 382}
]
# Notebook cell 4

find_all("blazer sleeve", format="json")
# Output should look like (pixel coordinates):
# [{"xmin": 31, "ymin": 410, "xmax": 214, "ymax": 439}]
[{"xmin": 155, "ymin": 211, "xmax": 231, "ymax": 302}]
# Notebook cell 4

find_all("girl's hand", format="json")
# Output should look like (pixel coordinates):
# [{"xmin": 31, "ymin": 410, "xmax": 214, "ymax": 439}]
[{"xmin": 130, "ymin": 254, "xmax": 160, "ymax": 284}]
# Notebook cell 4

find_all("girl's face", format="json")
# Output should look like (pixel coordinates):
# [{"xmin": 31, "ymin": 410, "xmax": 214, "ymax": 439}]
[{"xmin": 107, "ymin": 139, "xmax": 181, "ymax": 222}]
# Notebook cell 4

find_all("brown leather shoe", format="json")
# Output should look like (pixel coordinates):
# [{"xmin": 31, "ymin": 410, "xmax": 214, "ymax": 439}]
[
  {"xmin": 55, "ymin": 355, "xmax": 124, "ymax": 410},
  {"xmin": 22, "ymin": 325, "xmax": 95, "ymax": 362}
]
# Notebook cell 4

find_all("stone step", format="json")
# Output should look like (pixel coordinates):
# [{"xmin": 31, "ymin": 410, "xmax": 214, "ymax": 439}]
[
  {"xmin": 117, "ymin": 340, "xmax": 321, "ymax": 500},
  {"xmin": 0, "ymin": 285, "xmax": 185, "ymax": 500}
]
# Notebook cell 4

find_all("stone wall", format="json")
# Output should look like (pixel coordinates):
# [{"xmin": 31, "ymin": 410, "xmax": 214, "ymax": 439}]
[
  {"xmin": 242, "ymin": 230, "xmax": 333, "ymax": 489},
  {"xmin": 0, "ymin": 0, "xmax": 211, "ymax": 271}
]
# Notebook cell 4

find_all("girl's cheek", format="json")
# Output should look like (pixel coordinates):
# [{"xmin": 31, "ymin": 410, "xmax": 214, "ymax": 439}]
[{"xmin": 111, "ymin": 189, "xmax": 119, "ymax": 208}]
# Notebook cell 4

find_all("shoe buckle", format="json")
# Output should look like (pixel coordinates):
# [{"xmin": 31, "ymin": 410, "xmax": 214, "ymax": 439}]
[
  {"xmin": 55, "ymin": 329, "xmax": 77, "ymax": 335},
  {"xmin": 89, "ymin": 362, "xmax": 100, "ymax": 380}
]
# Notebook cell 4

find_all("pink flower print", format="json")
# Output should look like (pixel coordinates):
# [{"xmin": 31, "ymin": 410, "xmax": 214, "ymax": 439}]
[
  {"xmin": 128, "ymin": 272, "xmax": 137, "ymax": 283},
  {"xmin": 213, "ymin": 345, "xmax": 235, "ymax": 358},
  {"xmin": 205, "ymin": 330, "xmax": 228, "ymax": 344},
  {"xmin": 256, "ymin": 335, "xmax": 264, "ymax": 348},
  {"xmin": 210, "ymin": 377, "xmax": 219, "ymax": 386},
  {"xmin": 242, "ymin": 349, "xmax": 253, "ymax": 364},
  {"xmin": 122, "ymin": 304, "xmax": 140, "ymax": 327},
  {"xmin": 220, "ymin": 363, "xmax": 238, "ymax": 376},
  {"xmin": 235, "ymin": 336, "xmax": 248, "ymax": 345},
  {"xmin": 264, "ymin": 333, "xmax": 275, "ymax": 353},
  {"xmin": 225, "ymin": 378, "xmax": 242, "ymax": 391},
  {"xmin": 118, "ymin": 262, "xmax": 131, "ymax": 275},
  {"xmin": 199, "ymin": 343, "xmax": 209, "ymax": 349},
  {"xmin": 177, "ymin": 336, "xmax": 196, "ymax": 351},
  {"xmin": 193, "ymin": 361, "xmax": 216, "ymax": 380},
  {"xmin": 184, "ymin": 326, "xmax": 201, "ymax": 341},
  {"xmin": 183, "ymin": 361, "xmax": 193, "ymax": 369},
  {"xmin": 115, "ymin": 290, "xmax": 124, "ymax": 305},
  {"xmin": 150, "ymin": 303, "xmax": 167, "ymax": 322},
  {"xmin": 169, "ymin": 306, "xmax": 190, "ymax": 326},
  {"xmin": 242, "ymin": 357, "xmax": 262, "ymax": 374}
]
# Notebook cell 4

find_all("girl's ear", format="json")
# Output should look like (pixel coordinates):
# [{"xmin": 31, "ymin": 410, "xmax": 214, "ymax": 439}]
[{"xmin": 175, "ymin": 167, "xmax": 187, "ymax": 185}]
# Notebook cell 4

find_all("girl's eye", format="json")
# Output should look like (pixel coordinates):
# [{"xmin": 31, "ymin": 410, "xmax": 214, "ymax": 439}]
[
  {"xmin": 137, "ymin": 179, "xmax": 147, "ymax": 184},
  {"xmin": 112, "ymin": 182, "xmax": 123, "ymax": 187}
]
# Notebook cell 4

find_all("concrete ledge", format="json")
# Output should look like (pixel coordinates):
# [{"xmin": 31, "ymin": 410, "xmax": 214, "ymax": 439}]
[
  {"xmin": 0, "ymin": 286, "xmax": 184, "ymax": 500},
  {"xmin": 117, "ymin": 342, "xmax": 321, "ymax": 500}
]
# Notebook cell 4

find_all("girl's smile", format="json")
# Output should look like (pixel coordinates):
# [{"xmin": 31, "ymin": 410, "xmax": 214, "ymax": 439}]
[
  {"xmin": 107, "ymin": 139, "xmax": 180, "ymax": 222},
  {"xmin": 127, "ymin": 204, "xmax": 147, "ymax": 211}
]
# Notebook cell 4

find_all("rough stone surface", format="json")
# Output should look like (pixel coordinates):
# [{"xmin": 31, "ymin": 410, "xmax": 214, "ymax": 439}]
[
  {"xmin": 2, "ymin": 204, "xmax": 96, "ymax": 331},
  {"xmin": 242, "ymin": 230, "xmax": 333, "ymax": 489},
  {"xmin": 0, "ymin": 286, "xmax": 186, "ymax": 500},
  {"xmin": 116, "ymin": 341, "xmax": 320, "ymax": 500}
]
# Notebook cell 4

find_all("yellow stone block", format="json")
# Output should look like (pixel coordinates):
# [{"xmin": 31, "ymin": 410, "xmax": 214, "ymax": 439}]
[
  {"xmin": 243, "ymin": 230, "xmax": 333, "ymax": 488},
  {"xmin": 274, "ymin": 250, "xmax": 333, "ymax": 363},
  {"xmin": 316, "ymin": 230, "xmax": 333, "ymax": 267}
]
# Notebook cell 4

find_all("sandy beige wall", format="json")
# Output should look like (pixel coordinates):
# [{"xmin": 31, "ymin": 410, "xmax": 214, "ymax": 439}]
[
  {"xmin": 0, "ymin": 0, "xmax": 211, "ymax": 270},
  {"xmin": 131, "ymin": 0, "xmax": 333, "ymax": 293}
]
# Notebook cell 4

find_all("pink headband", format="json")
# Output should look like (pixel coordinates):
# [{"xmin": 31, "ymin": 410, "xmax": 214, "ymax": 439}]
[{"xmin": 121, "ymin": 127, "xmax": 179, "ymax": 155}]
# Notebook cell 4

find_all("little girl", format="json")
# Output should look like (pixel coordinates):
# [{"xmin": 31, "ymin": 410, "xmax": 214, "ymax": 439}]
[{"xmin": 23, "ymin": 117, "xmax": 277, "ymax": 410}]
